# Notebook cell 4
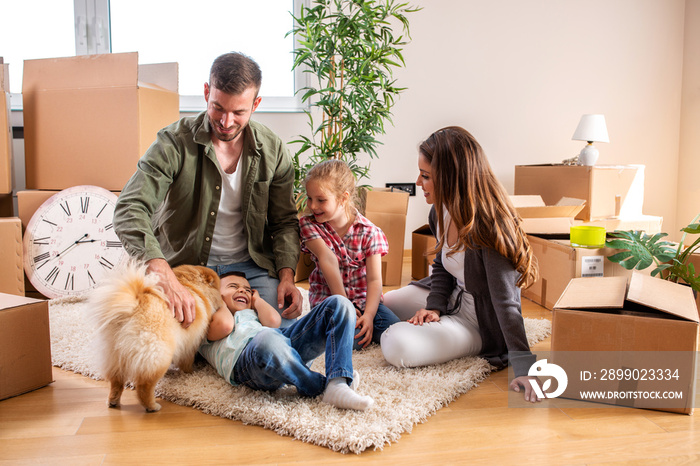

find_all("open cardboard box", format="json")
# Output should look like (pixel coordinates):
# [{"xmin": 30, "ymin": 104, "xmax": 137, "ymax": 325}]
[
  {"xmin": 22, "ymin": 52, "xmax": 179, "ymax": 190},
  {"xmin": 0, "ymin": 293, "xmax": 52, "ymax": 400},
  {"xmin": 510, "ymin": 195, "xmax": 585, "ymax": 234},
  {"xmin": 514, "ymin": 164, "xmax": 644, "ymax": 221},
  {"xmin": 551, "ymin": 272, "xmax": 699, "ymax": 414}
]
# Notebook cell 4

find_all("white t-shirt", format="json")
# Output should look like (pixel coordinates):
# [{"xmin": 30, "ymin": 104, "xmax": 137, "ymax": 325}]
[
  {"xmin": 440, "ymin": 211, "xmax": 479, "ymax": 329},
  {"xmin": 207, "ymin": 160, "xmax": 251, "ymax": 265}
]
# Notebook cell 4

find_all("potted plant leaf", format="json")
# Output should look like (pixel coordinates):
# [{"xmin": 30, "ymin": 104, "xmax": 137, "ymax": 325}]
[
  {"xmin": 287, "ymin": 0, "xmax": 420, "ymax": 211},
  {"xmin": 606, "ymin": 215, "xmax": 700, "ymax": 293}
]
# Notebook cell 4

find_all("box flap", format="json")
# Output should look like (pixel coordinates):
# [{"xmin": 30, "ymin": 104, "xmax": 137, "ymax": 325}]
[
  {"xmin": 510, "ymin": 195, "xmax": 545, "ymax": 208},
  {"xmin": 0, "ymin": 292, "xmax": 44, "ymax": 311},
  {"xmin": 627, "ymin": 272, "xmax": 699, "ymax": 323},
  {"xmin": 23, "ymin": 52, "xmax": 139, "ymax": 91},
  {"xmin": 413, "ymin": 224, "xmax": 432, "ymax": 235},
  {"xmin": 138, "ymin": 63, "xmax": 179, "ymax": 93},
  {"xmin": 554, "ymin": 276, "xmax": 628, "ymax": 310},
  {"xmin": 510, "ymin": 195, "xmax": 585, "ymax": 219}
]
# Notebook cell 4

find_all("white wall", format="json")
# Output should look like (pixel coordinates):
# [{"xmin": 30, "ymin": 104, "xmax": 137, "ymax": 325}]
[
  {"xmin": 677, "ymin": 0, "xmax": 700, "ymax": 242},
  {"xmin": 12, "ymin": 0, "xmax": 697, "ymax": 248},
  {"xmin": 257, "ymin": 0, "xmax": 691, "ymax": 248}
]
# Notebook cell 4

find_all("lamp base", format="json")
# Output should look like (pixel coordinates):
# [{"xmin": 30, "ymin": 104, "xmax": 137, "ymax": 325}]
[{"xmin": 578, "ymin": 143, "xmax": 599, "ymax": 166}]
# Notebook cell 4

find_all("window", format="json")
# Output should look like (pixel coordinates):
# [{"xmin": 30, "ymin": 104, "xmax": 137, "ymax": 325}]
[
  {"xmin": 5, "ymin": 0, "xmax": 303, "ymax": 112},
  {"xmin": 2, "ymin": 1, "xmax": 75, "ymax": 96}
]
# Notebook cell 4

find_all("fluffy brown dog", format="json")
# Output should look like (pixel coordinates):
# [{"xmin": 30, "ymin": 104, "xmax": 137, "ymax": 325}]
[{"xmin": 89, "ymin": 262, "xmax": 223, "ymax": 412}]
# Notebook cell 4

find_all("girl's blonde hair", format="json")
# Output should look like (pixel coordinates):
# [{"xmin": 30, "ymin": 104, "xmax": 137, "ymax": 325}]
[
  {"xmin": 419, "ymin": 126, "xmax": 538, "ymax": 288},
  {"xmin": 303, "ymin": 159, "xmax": 357, "ymax": 218}
]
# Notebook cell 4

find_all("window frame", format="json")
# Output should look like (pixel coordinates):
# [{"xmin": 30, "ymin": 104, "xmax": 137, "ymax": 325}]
[{"xmin": 10, "ymin": 0, "xmax": 306, "ymax": 113}]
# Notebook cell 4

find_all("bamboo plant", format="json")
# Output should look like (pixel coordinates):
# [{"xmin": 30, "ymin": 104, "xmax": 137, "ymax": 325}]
[{"xmin": 288, "ymin": 0, "xmax": 420, "ymax": 210}]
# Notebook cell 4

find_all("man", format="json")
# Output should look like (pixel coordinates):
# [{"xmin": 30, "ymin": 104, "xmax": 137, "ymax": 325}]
[{"xmin": 114, "ymin": 52, "xmax": 301, "ymax": 328}]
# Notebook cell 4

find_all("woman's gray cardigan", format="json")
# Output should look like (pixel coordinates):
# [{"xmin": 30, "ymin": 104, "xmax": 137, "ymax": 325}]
[{"xmin": 414, "ymin": 207, "xmax": 536, "ymax": 377}]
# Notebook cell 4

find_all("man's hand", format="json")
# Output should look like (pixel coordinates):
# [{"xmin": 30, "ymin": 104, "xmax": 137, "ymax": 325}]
[
  {"xmin": 146, "ymin": 258, "xmax": 196, "ymax": 328},
  {"xmin": 277, "ymin": 268, "xmax": 302, "ymax": 320}
]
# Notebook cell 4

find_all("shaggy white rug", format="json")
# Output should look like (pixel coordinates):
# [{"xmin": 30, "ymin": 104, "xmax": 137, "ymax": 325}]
[{"xmin": 48, "ymin": 292, "xmax": 551, "ymax": 454}]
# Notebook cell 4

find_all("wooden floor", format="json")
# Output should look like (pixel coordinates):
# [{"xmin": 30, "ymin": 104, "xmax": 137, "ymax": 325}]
[{"xmin": 2, "ymin": 256, "xmax": 700, "ymax": 465}]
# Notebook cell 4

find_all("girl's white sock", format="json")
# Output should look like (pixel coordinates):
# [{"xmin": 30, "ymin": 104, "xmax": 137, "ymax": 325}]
[{"xmin": 322, "ymin": 376, "xmax": 374, "ymax": 411}]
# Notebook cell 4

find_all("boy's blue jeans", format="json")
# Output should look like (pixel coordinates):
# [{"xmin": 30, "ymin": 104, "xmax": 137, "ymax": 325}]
[{"xmin": 232, "ymin": 295, "xmax": 356, "ymax": 397}]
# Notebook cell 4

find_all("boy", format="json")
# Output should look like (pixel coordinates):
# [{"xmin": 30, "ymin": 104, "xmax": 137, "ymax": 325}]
[{"xmin": 199, "ymin": 271, "xmax": 373, "ymax": 410}]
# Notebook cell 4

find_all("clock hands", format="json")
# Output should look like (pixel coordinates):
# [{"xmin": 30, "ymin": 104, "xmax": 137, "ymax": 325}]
[{"xmin": 55, "ymin": 233, "xmax": 89, "ymax": 258}]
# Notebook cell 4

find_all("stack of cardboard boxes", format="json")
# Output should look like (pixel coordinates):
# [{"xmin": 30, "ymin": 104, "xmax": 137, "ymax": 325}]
[
  {"xmin": 0, "ymin": 53, "xmax": 179, "ymax": 401},
  {"xmin": 0, "ymin": 62, "xmax": 25, "ymax": 298},
  {"xmin": 18, "ymin": 52, "xmax": 179, "ymax": 299},
  {"xmin": 514, "ymin": 164, "xmax": 699, "ymax": 414},
  {"xmin": 512, "ymin": 164, "xmax": 663, "ymax": 310}
]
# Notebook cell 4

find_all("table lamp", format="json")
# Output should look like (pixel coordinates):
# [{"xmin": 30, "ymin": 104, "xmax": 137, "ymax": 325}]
[{"xmin": 572, "ymin": 114, "xmax": 609, "ymax": 166}]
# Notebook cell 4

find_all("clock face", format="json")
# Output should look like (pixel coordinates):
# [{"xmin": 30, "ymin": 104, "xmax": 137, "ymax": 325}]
[{"xmin": 23, "ymin": 185, "xmax": 128, "ymax": 298}]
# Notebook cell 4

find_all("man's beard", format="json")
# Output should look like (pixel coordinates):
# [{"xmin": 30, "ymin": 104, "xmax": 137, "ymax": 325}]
[{"xmin": 210, "ymin": 118, "xmax": 246, "ymax": 142}]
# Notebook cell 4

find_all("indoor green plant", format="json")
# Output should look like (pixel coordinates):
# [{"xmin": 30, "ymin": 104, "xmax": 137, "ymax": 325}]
[
  {"xmin": 288, "ymin": 0, "xmax": 420, "ymax": 210},
  {"xmin": 605, "ymin": 215, "xmax": 700, "ymax": 292}
]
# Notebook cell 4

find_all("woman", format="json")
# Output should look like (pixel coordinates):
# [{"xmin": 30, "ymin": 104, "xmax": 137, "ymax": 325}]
[{"xmin": 380, "ymin": 126, "xmax": 541, "ymax": 402}]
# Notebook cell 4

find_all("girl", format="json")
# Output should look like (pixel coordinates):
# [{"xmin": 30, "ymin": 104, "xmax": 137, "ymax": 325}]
[
  {"xmin": 380, "ymin": 126, "xmax": 542, "ymax": 402},
  {"xmin": 300, "ymin": 159, "xmax": 400, "ymax": 350}
]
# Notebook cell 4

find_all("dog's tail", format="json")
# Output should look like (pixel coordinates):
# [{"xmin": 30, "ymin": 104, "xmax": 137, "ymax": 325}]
[{"xmin": 88, "ymin": 260, "xmax": 172, "ymax": 382}]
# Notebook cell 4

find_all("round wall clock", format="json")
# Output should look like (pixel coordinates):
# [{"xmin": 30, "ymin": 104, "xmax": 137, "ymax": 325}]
[{"xmin": 23, "ymin": 185, "xmax": 128, "ymax": 298}]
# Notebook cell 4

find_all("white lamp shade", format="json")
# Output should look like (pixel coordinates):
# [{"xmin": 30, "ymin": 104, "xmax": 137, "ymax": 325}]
[{"xmin": 572, "ymin": 114, "xmax": 609, "ymax": 143}]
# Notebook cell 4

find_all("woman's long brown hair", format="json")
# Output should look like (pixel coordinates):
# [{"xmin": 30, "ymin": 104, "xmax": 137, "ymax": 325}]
[{"xmin": 420, "ymin": 126, "xmax": 538, "ymax": 288}]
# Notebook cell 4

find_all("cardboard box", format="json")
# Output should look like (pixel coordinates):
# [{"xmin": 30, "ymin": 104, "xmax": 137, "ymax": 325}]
[
  {"xmin": 0, "ymin": 192, "xmax": 13, "ymax": 217},
  {"xmin": 510, "ymin": 195, "xmax": 585, "ymax": 234},
  {"xmin": 514, "ymin": 164, "xmax": 644, "ymax": 221},
  {"xmin": 0, "ymin": 218, "xmax": 24, "ymax": 296},
  {"xmin": 0, "ymin": 63, "xmax": 12, "ymax": 194},
  {"xmin": 411, "ymin": 224, "xmax": 437, "ymax": 280},
  {"xmin": 551, "ymin": 273, "xmax": 699, "ymax": 414},
  {"xmin": 294, "ymin": 252, "xmax": 315, "ymax": 283},
  {"xmin": 523, "ymin": 234, "xmax": 646, "ymax": 310},
  {"xmin": 0, "ymin": 293, "xmax": 52, "ymax": 400},
  {"xmin": 23, "ymin": 52, "xmax": 179, "ymax": 190},
  {"xmin": 364, "ymin": 188, "xmax": 409, "ymax": 286}
]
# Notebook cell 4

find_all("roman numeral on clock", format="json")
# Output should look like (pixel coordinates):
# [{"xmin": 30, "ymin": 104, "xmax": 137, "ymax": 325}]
[
  {"xmin": 106, "ymin": 241, "xmax": 122, "ymax": 248},
  {"xmin": 46, "ymin": 266, "xmax": 60, "ymax": 285},
  {"xmin": 33, "ymin": 237, "xmax": 50, "ymax": 245},
  {"xmin": 99, "ymin": 257, "xmax": 115, "ymax": 270},
  {"xmin": 87, "ymin": 270, "xmax": 96, "ymax": 286},
  {"xmin": 65, "ymin": 272, "xmax": 74, "ymax": 291},
  {"xmin": 60, "ymin": 201, "xmax": 71, "ymax": 216},
  {"xmin": 34, "ymin": 252, "xmax": 50, "ymax": 269},
  {"xmin": 80, "ymin": 196, "xmax": 90, "ymax": 214}
]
